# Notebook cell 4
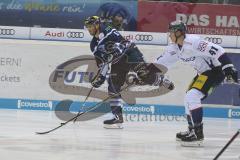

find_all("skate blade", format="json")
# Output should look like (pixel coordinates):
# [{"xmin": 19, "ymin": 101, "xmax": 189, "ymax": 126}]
[
  {"xmin": 180, "ymin": 140, "xmax": 204, "ymax": 147},
  {"xmin": 103, "ymin": 123, "xmax": 123, "ymax": 129}
]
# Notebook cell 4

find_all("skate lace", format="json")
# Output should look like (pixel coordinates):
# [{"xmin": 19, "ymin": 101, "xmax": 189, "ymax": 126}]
[
  {"xmin": 180, "ymin": 130, "xmax": 190, "ymax": 135},
  {"xmin": 186, "ymin": 130, "xmax": 197, "ymax": 138},
  {"xmin": 115, "ymin": 114, "xmax": 120, "ymax": 120}
]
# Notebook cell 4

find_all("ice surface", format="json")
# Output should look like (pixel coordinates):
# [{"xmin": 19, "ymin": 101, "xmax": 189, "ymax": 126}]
[{"xmin": 0, "ymin": 109, "xmax": 239, "ymax": 160}]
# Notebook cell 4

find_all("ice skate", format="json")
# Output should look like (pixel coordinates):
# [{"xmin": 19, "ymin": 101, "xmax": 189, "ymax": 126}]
[
  {"xmin": 103, "ymin": 114, "xmax": 123, "ymax": 129},
  {"xmin": 176, "ymin": 126, "xmax": 193, "ymax": 141},
  {"xmin": 104, "ymin": 106, "xmax": 123, "ymax": 129},
  {"xmin": 180, "ymin": 123, "xmax": 204, "ymax": 147}
]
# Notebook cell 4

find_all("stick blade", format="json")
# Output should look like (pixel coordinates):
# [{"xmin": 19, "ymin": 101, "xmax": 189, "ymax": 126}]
[{"xmin": 35, "ymin": 124, "xmax": 64, "ymax": 135}]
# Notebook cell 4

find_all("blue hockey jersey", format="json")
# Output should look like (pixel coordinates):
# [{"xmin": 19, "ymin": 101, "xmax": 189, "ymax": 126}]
[{"xmin": 90, "ymin": 23, "xmax": 128, "ymax": 65}]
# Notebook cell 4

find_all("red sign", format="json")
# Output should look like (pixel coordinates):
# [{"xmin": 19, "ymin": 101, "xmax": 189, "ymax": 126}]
[{"xmin": 137, "ymin": 1, "xmax": 240, "ymax": 36}]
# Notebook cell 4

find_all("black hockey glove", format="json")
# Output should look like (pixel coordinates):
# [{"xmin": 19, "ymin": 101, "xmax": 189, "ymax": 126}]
[
  {"xmin": 218, "ymin": 54, "xmax": 238, "ymax": 83},
  {"xmin": 223, "ymin": 65, "xmax": 238, "ymax": 83},
  {"xmin": 91, "ymin": 74, "xmax": 106, "ymax": 88}
]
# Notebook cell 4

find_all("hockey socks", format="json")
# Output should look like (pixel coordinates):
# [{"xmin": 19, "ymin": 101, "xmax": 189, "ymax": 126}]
[{"xmin": 191, "ymin": 107, "xmax": 203, "ymax": 124}]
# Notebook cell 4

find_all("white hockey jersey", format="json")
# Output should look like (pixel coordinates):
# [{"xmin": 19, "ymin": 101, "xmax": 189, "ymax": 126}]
[{"xmin": 156, "ymin": 34, "xmax": 225, "ymax": 74}]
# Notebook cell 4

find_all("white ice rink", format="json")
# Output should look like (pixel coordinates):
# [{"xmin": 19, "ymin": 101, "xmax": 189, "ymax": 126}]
[
  {"xmin": 0, "ymin": 109, "xmax": 239, "ymax": 160},
  {"xmin": 0, "ymin": 39, "xmax": 239, "ymax": 160}
]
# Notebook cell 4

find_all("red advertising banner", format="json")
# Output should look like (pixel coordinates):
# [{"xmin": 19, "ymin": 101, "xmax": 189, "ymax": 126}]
[{"xmin": 137, "ymin": 1, "xmax": 240, "ymax": 36}]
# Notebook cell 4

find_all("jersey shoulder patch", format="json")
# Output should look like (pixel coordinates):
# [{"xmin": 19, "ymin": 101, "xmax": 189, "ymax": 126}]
[
  {"xmin": 196, "ymin": 40, "xmax": 208, "ymax": 52},
  {"xmin": 102, "ymin": 24, "xmax": 113, "ymax": 34},
  {"xmin": 99, "ymin": 23, "xmax": 113, "ymax": 35},
  {"xmin": 105, "ymin": 25, "xmax": 112, "ymax": 32}
]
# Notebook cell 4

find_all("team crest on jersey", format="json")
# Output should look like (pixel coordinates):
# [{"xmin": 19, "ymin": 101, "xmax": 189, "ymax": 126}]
[{"xmin": 197, "ymin": 41, "xmax": 208, "ymax": 52}]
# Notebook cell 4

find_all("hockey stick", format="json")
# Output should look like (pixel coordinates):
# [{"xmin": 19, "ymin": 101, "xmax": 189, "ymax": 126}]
[
  {"xmin": 36, "ymin": 43, "xmax": 138, "ymax": 134},
  {"xmin": 72, "ymin": 51, "xmax": 120, "ymax": 123},
  {"xmin": 213, "ymin": 129, "xmax": 240, "ymax": 160},
  {"xmin": 73, "ymin": 86, "xmax": 94, "ymax": 123},
  {"xmin": 35, "ymin": 84, "xmax": 133, "ymax": 135}
]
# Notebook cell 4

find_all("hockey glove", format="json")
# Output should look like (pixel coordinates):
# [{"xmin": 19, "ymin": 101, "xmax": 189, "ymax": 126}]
[
  {"xmin": 91, "ymin": 74, "xmax": 106, "ymax": 88},
  {"xmin": 222, "ymin": 65, "xmax": 238, "ymax": 83},
  {"xmin": 102, "ymin": 54, "xmax": 113, "ymax": 63},
  {"xmin": 218, "ymin": 54, "xmax": 238, "ymax": 83}
]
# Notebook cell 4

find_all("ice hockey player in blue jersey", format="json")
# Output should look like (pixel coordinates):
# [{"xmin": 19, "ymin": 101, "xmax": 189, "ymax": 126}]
[{"xmin": 84, "ymin": 16, "xmax": 174, "ymax": 129}]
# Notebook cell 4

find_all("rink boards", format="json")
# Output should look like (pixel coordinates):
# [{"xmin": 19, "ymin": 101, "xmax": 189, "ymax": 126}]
[{"xmin": 0, "ymin": 39, "xmax": 239, "ymax": 119}]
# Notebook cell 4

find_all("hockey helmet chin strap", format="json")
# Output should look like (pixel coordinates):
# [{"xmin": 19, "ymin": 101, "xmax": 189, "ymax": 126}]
[{"xmin": 93, "ymin": 25, "xmax": 99, "ymax": 37}]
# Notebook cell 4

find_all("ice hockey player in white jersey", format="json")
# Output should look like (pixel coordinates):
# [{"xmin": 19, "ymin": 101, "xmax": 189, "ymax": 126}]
[{"xmin": 156, "ymin": 20, "xmax": 238, "ymax": 146}]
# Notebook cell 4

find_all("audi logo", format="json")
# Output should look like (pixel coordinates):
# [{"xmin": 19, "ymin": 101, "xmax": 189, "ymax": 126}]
[
  {"xmin": 204, "ymin": 37, "xmax": 222, "ymax": 44},
  {"xmin": 135, "ymin": 34, "xmax": 153, "ymax": 41},
  {"xmin": 0, "ymin": 28, "xmax": 15, "ymax": 36},
  {"xmin": 67, "ymin": 31, "xmax": 84, "ymax": 38}
]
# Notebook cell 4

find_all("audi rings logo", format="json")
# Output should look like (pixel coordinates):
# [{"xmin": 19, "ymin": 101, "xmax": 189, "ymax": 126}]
[
  {"xmin": 67, "ymin": 31, "xmax": 84, "ymax": 38},
  {"xmin": 135, "ymin": 34, "xmax": 153, "ymax": 41},
  {"xmin": 204, "ymin": 37, "xmax": 222, "ymax": 44},
  {"xmin": 0, "ymin": 28, "xmax": 15, "ymax": 36}
]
